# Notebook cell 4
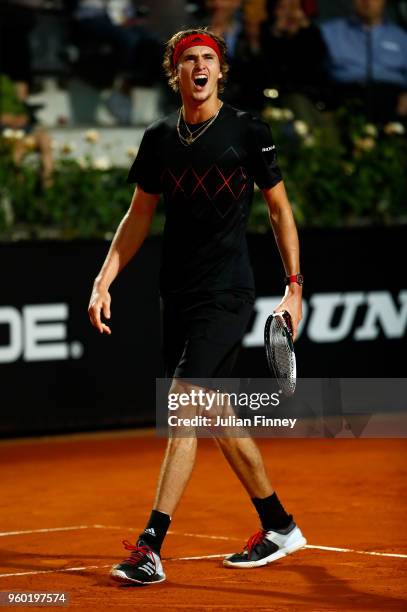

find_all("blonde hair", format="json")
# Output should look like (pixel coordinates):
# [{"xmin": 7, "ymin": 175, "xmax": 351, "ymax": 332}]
[{"xmin": 163, "ymin": 27, "xmax": 229, "ymax": 93}]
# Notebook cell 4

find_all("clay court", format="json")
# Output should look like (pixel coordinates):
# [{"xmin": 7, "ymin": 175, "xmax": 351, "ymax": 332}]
[{"xmin": 0, "ymin": 432, "xmax": 406, "ymax": 611}]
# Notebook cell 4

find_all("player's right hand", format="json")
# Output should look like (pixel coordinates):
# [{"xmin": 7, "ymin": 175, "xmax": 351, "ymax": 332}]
[{"xmin": 88, "ymin": 285, "xmax": 112, "ymax": 335}]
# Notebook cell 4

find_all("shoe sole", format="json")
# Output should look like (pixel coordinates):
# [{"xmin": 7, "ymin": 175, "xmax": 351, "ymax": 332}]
[
  {"xmin": 110, "ymin": 569, "xmax": 166, "ymax": 586},
  {"xmin": 223, "ymin": 536, "xmax": 307, "ymax": 569}
]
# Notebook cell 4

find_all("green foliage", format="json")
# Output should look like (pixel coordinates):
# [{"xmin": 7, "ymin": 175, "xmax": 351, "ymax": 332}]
[
  {"xmin": 0, "ymin": 75, "xmax": 27, "ymax": 115},
  {"xmin": 0, "ymin": 115, "xmax": 406, "ymax": 240},
  {"xmin": 249, "ymin": 110, "xmax": 407, "ymax": 230}
]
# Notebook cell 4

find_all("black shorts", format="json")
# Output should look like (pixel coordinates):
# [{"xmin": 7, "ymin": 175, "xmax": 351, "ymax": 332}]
[{"xmin": 161, "ymin": 291, "xmax": 254, "ymax": 381}]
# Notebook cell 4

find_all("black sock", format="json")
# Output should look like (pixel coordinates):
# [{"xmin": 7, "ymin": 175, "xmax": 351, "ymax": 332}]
[
  {"xmin": 251, "ymin": 493, "xmax": 292, "ymax": 531},
  {"xmin": 139, "ymin": 509, "xmax": 171, "ymax": 554}
]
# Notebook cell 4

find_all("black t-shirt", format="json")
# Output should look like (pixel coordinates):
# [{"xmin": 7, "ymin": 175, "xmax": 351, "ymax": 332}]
[{"xmin": 127, "ymin": 103, "xmax": 282, "ymax": 298}]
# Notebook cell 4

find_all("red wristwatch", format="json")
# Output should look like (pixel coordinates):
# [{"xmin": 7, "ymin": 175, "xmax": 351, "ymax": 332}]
[{"xmin": 285, "ymin": 274, "xmax": 304, "ymax": 286}]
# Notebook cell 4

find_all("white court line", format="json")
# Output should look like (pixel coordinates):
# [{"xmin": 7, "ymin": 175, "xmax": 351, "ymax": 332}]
[
  {"xmin": 0, "ymin": 525, "xmax": 406, "ymax": 563},
  {"xmin": 0, "ymin": 525, "xmax": 240, "ymax": 542},
  {"xmin": 1, "ymin": 544, "xmax": 407, "ymax": 579},
  {"xmin": 170, "ymin": 531, "xmax": 239, "ymax": 541},
  {"xmin": 92, "ymin": 526, "xmax": 407, "ymax": 557},
  {"xmin": 0, "ymin": 526, "xmax": 93, "ymax": 537},
  {"xmin": 305, "ymin": 544, "xmax": 407, "ymax": 559},
  {"xmin": 0, "ymin": 555, "xmax": 234, "ymax": 578},
  {"xmin": 171, "ymin": 554, "xmax": 232, "ymax": 561},
  {"xmin": 0, "ymin": 565, "xmax": 112, "ymax": 578},
  {"xmin": 93, "ymin": 525, "xmax": 242, "ymax": 541}
]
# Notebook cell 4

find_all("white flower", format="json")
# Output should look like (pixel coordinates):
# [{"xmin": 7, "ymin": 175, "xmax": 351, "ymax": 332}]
[
  {"xmin": 293, "ymin": 120, "xmax": 309, "ymax": 137},
  {"xmin": 60, "ymin": 142, "xmax": 76, "ymax": 155},
  {"xmin": 384, "ymin": 122, "xmax": 405, "ymax": 136},
  {"xmin": 363, "ymin": 124, "xmax": 378, "ymax": 138},
  {"xmin": 262, "ymin": 106, "xmax": 285, "ymax": 121},
  {"xmin": 354, "ymin": 137, "xmax": 375, "ymax": 152},
  {"xmin": 262, "ymin": 108, "xmax": 299, "ymax": 126},
  {"xmin": 84, "ymin": 129, "xmax": 100, "ymax": 143},
  {"xmin": 276, "ymin": 109, "xmax": 286, "ymax": 121},
  {"xmin": 2, "ymin": 128, "xmax": 15, "ymax": 139},
  {"xmin": 303, "ymin": 135, "xmax": 315, "ymax": 147},
  {"xmin": 281, "ymin": 108, "xmax": 294, "ymax": 121},
  {"xmin": 93, "ymin": 156, "xmax": 111, "ymax": 170},
  {"xmin": 76, "ymin": 156, "xmax": 88, "ymax": 169},
  {"xmin": 263, "ymin": 88, "xmax": 279, "ymax": 99},
  {"xmin": 14, "ymin": 130, "xmax": 25, "ymax": 140},
  {"xmin": 126, "ymin": 146, "xmax": 138, "ymax": 159},
  {"xmin": 272, "ymin": 108, "xmax": 285, "ymax": 120}
]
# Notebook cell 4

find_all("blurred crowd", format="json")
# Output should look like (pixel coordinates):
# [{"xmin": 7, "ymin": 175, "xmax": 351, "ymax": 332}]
[{"xmin": 1, "ymin": 0, "xmax": 406, "ymax": 181}]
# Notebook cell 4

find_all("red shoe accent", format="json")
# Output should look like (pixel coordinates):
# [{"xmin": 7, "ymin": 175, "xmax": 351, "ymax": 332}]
[
  {"xmin": 245, "ymin": 530, "xmax": 266, "ymax": 554},
  {"xmin": 121, "ymin": 540, "xmax": 157, "ymax": 570}
]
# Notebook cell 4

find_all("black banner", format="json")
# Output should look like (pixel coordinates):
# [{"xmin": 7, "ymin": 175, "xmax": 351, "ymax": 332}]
[
  {"xmin": 240, "ymin": 226, "xmax": 407, "ymax": 379},
  {"xmin": 0, "ymin": 239, "xmax": 162, "ymax": 436},
  {"xmin": 1, "ymin": 226, "xmax": 406, "ymax": 436}
]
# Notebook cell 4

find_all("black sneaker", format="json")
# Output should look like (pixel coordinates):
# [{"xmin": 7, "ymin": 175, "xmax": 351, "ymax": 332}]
[
  {"xmin": 223, "ymin": 521, "xmax": 306, "ymax": 568},
  {"xmin": 110, "ymin": 539, "xmax": 166, "ymax": 585}
]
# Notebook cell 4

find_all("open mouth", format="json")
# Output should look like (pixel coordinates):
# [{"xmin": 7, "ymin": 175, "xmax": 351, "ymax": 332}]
[{"xmin": 193, "ymin": 75, "xmax": 208, "ymax": 88}]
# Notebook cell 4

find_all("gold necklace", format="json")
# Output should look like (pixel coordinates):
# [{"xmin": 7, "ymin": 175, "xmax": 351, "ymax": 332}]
[
  {"xmin": 177, "ymin": 108, "xmax": 220, "ymax": 146},
  {"xmin": 177, "ymin": 102, "xmax": 223, "ymax": 146},
  {"xmin": 182, "ymin": 114, "xmax": 215, "ymax": 143}
]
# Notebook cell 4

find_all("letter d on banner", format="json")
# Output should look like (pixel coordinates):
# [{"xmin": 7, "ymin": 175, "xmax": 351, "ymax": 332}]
[{"xmin": 0, "ymin": 307, "xmax": 22, "ymax": 362}]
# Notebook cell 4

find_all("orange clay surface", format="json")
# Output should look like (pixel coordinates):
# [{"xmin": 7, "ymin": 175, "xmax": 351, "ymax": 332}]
[{"xmin": 0, "ymin": 432, "xmax": 406, "ymax": 611}]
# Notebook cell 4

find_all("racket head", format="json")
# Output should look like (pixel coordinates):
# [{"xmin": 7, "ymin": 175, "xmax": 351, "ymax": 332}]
[{"xmin": 264, "ymin": 310, "xmax": 296, "ymax": 396}]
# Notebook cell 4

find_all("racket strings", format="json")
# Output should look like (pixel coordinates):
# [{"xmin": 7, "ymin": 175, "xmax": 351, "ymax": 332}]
[{"xmin": 269, "ymin": 316, "xmax": 296, "ymax": 395}]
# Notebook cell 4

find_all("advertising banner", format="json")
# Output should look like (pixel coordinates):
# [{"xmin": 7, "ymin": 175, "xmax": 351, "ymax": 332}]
[{"xmin": 1, "ymin": 226, "xmax": 405, "ymax": 435}]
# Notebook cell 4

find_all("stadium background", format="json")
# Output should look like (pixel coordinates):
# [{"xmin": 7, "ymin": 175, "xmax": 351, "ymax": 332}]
[{"xmin": 0, "ymin": 1, "xmax": 406, "ymax": 610}]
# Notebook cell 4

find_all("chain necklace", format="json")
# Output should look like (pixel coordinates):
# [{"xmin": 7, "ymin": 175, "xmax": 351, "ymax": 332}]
[
  {"xmin": 182, "ymin": 114, "xmax": 215, "ymax": 142},
  {"xmin": 177, "ymin": 102, "xmax": 223, "ymax": 146}
]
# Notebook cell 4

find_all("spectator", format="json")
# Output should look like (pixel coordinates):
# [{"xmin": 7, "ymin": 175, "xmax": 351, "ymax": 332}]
[
  {"xmin": 67, "ymin": 1, "xmax": 162, "ymax": 124},
  {"xmin": 0, "ymin": 0, "xmax": 41, "ymax": 103},
  {"xmin": 0, "ymin": 74, "xmax": 54, "ymax": 189},
  {"xmin": 321, "ymin": 0, "xmax": 407, "ymax": 122},
  {"xmin": 199, "ymin": 0, "xmax": 264, "ymax": 110},
  {"xmin": 205, "ymin": 0, "xmax": 244, "ymax": 57},
  {"xmin": 259, "ymin": 0, "xmax": 332, "ymax": 131}
]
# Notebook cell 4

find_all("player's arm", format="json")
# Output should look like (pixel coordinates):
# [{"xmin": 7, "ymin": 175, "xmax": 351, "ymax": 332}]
[
  {"xmin": 261, "ymin": 180, "xmax": 302, "ymax": 340},
  {"xmin": 88, "ymin": 186, "xmax": 159, "ymax": 334}
]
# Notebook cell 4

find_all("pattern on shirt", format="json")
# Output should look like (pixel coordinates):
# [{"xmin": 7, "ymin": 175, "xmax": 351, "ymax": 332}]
[{"xmin": 160, "ymin": 146, "xmax": 248, "ymax": 218}]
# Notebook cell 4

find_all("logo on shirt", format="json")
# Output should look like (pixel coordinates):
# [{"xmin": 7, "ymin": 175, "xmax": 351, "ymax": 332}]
[{"xmin": 262, "ymin": 146, "xmax": 276, "ymax": 152}]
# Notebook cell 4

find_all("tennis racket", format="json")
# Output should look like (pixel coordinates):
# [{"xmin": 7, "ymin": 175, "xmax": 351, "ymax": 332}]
[{"xmin": 264, "ymin": 310, "xmax": 296, "ymax": 396}]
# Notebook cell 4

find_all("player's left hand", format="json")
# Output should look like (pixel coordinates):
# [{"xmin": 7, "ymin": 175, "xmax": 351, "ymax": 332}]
[{"xmin": 273, "ymin": 286, "xmax": 302, "ymax": 341}]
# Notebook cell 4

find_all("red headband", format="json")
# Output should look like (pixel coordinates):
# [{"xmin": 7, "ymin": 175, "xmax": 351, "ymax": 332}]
[{"xmin": 172, "ymin": 34, "xmax": 222, "ymax": 67}]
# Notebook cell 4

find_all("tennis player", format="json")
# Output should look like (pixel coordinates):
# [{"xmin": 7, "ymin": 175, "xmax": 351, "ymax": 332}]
[{"xmin": 88, "ymin": 27, "xmax": 306, "ymax": 585}]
